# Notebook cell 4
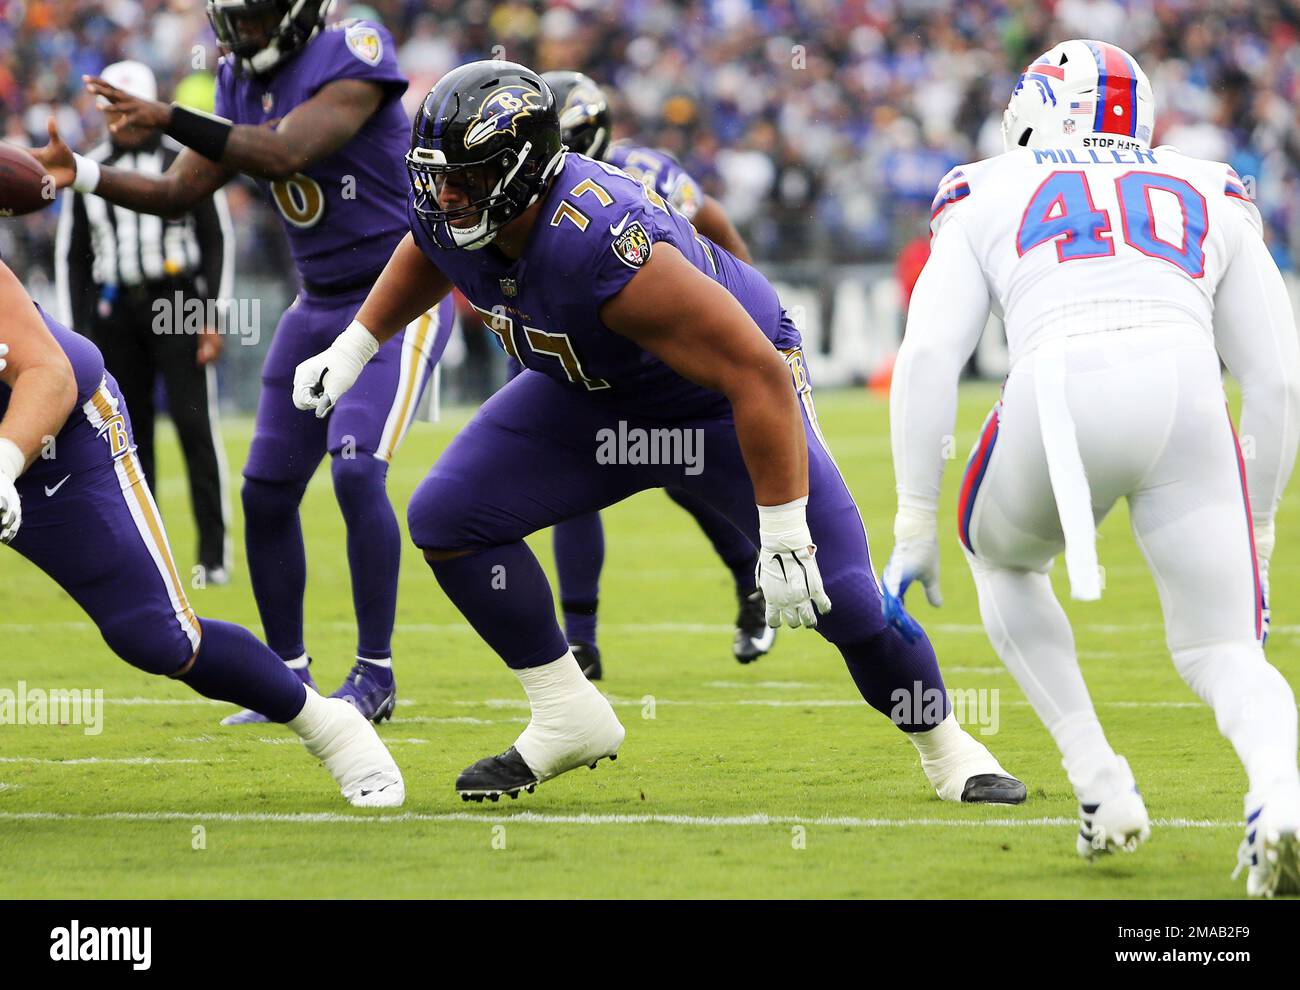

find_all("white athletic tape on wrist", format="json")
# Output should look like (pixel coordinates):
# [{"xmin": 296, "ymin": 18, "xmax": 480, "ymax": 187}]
[
  {"xmin": 71, "ymin": 154, "xmax": 101, "ymax": 194},
  {"xmin": 758, "ymin": 496, "xmax": 812, "ymax": 550},
  {"xmin": 0, "ymin": 438, "xmax": 26, "ymax": 483}
]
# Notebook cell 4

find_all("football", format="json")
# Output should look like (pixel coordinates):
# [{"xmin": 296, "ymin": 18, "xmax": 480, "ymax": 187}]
[{"xmin": 0, "ymin": 142, "xmax": 54, "ymax": 216}]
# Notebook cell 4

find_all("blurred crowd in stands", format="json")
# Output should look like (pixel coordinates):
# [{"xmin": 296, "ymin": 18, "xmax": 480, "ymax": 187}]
[{"xmin": 2, "ymin": 0, "xmax": 1298, "ymax": 284}]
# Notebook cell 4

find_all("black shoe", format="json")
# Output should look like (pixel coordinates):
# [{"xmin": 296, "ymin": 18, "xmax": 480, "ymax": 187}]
[
  {"xmin": 733, "ymin": 589, "xmax": 776, "ymax": 664},
  {"xmin": 571, "ymin": 641, "xmax": 602, "ymax": 681},
  {"xmin": 961, "ymin": 773, "xmax": 1028, "ymax": 805},
  {"xmin": 456, "ymin": 746, "xmax": 540, "ymax": 802}
]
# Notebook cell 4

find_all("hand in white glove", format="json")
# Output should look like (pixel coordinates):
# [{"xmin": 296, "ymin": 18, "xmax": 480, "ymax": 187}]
[
  {"xmin": 756, "ymin": 497, "xmax": 832, "ymax": 628},
  {"xmin": 0, "ymin": 438, "xmax": 25, "ymax": 544},
  {"xmin": 292, "ymin": 321, "xmax": 380, "ymax": 419},
  {"xmin": 881, "ymin": 506, "xmax": 941, "ymax": 643},
  {"xmin": 1255, "ymin": 516, "xmax": 1274, "ymax": 646}
]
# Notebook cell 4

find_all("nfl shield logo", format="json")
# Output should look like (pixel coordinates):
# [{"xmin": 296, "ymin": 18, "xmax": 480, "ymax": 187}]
[
  {"xmin": 1063, "ymin": 118, "xmax": 1076, "ymax": 134},
  {"xmin": 499, "ymin": 277, "xmax": 518, "ymax": 297}
]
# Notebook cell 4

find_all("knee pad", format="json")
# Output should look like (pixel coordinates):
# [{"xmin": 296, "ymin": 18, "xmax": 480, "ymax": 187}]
[
  {"xmin": 330, "ymin": 453, "xmax": 388, "ymax": 515},
  {"xmin": 241, "ymin": 476, "xmax": 308, "ymax": 523},
  {"xmin": 408, "ymin": 470, "xmax": 478, "ymax": 551},
  {"xmin": 98, "ymin": 613, "xmax": 193, "ymax": 677}
]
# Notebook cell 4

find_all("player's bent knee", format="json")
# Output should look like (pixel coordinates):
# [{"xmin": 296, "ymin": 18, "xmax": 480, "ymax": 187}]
[
  {"xmin": 330, "ymin": 452, "xmax": 388, "ymax": 509},
  {"xmin": 98, "ymin": 616, "xmax": 193, "ymax": 678},
  {"xmin": 241, "ymin": 476, "xmax": 308, "ymax": 521}
]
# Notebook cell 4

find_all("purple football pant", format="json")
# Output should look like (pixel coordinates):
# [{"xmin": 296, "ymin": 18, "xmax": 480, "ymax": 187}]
[
  {"xmin": 8, "ymin": 375, "xmax": 306, "ymax": 721},
  {"xmin": 242, "ymin": 291, "xmax": 454, "ymax": 662},
  {"xmin": 411, "ymin": 353, "xmax": 949, "ymax": 730},
  {"xmin": 505, "ymin": 359, "xmax": 757, "ymax": 646}
]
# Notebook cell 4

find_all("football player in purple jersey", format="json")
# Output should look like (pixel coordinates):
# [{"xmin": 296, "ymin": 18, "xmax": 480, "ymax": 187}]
[
  {"xmin": 0, "ymin": 257, "xmax": 403, "ymax": 807},
  {"xmin": 507, "ymin": 70, "xmax": 772, "ymax": 679},
  {"xmin": 293, "ymin": 60, "xmax": 1026, "ymax": 805},
  {"xmin": 34, "ymin": 1, "xmax": 455, "ymax": 724}
]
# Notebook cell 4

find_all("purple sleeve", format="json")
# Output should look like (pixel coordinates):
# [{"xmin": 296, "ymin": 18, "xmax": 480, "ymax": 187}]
[
  {"xmin": 587, "ymin": 201, "xmax": 667, "ymax": 308},
  {"xmin": 307, "ymin": 20, "xmax": 407, "ymax": 100}
]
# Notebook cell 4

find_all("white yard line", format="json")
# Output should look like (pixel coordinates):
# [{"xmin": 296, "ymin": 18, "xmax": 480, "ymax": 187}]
[
  {"xmin": 0, "ymin": 756, "xmax": 203, "ymax": 765},
  {"xmin": 0, "ymin": 810, "xmax": 1243, "ymax": 829}
]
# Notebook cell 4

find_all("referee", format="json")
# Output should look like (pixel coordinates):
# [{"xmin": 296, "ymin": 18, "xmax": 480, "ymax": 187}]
[{"xmin": 55, "ymin": 61, "xmax": 233, "ymax": 584}]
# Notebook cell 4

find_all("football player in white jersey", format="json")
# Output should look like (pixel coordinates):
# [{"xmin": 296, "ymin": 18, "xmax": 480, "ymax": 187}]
[{"xmin": 884, "ymin": 39, "xmax": 1300, "ymax": 896}]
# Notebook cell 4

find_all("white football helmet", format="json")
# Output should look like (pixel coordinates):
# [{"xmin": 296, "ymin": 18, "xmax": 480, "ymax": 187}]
[{"xmin": 1002, "ymin": 39, "xmax": 1155, "ymax": 152}]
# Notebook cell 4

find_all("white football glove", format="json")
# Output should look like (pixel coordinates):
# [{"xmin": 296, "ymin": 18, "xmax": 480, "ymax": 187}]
[
  {"xmin": 292, "ymin": 321, "xmax": 380, "ymax": 419},
  {"xmin": 0, "ymin": 437, "xmax": 25, "ymax": 544},
  {"xmin": 881, "ymin": 506, "xmax": 941, "ymax": 643},
  {"xmin": 1255, "ymin": 515, "xmax": 1274, "ymax": 646},
  {"xmin": 0, "ymin": 342, "xmax": 9, "ymax": 374},
  {"xmin": 756, "ymin": 497, "xmax": 831, "ymax": 628}
]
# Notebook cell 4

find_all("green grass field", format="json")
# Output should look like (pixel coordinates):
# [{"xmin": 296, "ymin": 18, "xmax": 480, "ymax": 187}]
[{"xmin": 0, "ymin": 382, "xmax": 1294, "ymax": 899}]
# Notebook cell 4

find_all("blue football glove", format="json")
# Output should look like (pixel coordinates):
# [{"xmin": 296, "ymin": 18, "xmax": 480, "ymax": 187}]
[{"xmin": 881, "ymin": 508, "xmax": 943, "ymax": 643}]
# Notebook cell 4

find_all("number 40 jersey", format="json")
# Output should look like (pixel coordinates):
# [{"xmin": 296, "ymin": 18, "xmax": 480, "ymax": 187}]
[
  {"xmin": 929, "ymin": 144, "xmax": 1263, "ymax": 362},
  {"xmin": 214, "ymin": 19, "xmax": 411, "ymax": 290}
]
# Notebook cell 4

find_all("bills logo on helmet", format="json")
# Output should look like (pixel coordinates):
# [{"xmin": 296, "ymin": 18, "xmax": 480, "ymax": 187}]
[
  {"xmin": 612, "ymin": 220, "xmax": 652, "ymax": 269},
  {"xmin": 345, "ymin": 22, "xmax": 383, "ymax": 66},
  {"xmin": 465, "ymin": 86, "xmax": 544, "ymax": 149}
]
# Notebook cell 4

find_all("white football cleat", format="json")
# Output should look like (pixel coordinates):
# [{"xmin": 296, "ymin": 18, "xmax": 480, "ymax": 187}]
[
  {"xmin": 913, "ymin": 713, "xmax": 1027, "ymax": 804},
  {"xmin": 298, "ymin": 696, "xmax": 405, "ymax": 808},
  {"xmin": 1076, "ymin": 756, "xmax": 1150, "ymax": 860},
  {"xmin": 1235, "ymin": 784, "xmax": 1300, "ymax": 898}
]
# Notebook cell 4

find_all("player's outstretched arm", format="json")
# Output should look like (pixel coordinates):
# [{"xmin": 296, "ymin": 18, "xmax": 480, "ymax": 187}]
[
  {"xmin": 292, "ymin": 234, "xmax": 453, "ymax": 418},
  {"xmin": 85, "ymin": 74, "xmax": 385, "ymax": 182},
  {"xmin": 0, "ymin": 262, "xmax": 78, "ymax": 543},
  {"xmin": 693, "ymin": 195, "xmax": 752, "ymax": 264},
  {"xmin": 1214, "ymin": 224, "xmax": 1300, "ymax": 642},
  {"xmin": 601, "ymin": 242, "xmax": 829, "ymax": 627},
  {"xmin": 883, "ymin": 218, "xmax": 989, "ymax": 639},
  {"xmin": 33, "ymin": 117, "xmax": 232, "ymax": 220}
]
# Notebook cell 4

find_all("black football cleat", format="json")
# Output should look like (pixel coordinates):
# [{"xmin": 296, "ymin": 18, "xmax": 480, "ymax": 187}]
[
  {"xmin": 960, "ymin": 773, "xmax": 1028, "ymax": 805},
  {"xmin": 733, "ymin": 589, "xmax": 776, "ymax": 664},
  {"xmin": 571, "ymin": 641, "xmax": 602, "ymax": 681},
  {"xmin": 456, "ymin": 746, "xmax": 540, "ymax": 802}
]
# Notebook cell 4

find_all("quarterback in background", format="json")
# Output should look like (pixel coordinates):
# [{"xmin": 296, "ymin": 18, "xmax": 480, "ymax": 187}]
[
  {"xmin": 293, "ymin": 60, "xmax": 1025, "ymax": 806},
  {"xmin": 884, "ymin": 40, "xmax": 1300, "ymax": 895},
  {"xmin": 35, "ymin": 0, "xmax": 454, "ymax": 724}
]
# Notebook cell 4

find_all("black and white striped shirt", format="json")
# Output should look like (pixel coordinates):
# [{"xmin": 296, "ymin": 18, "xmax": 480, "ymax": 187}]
[{"xmin": 54, "ymin": 137, "xmax": 233, "ymax": 329}]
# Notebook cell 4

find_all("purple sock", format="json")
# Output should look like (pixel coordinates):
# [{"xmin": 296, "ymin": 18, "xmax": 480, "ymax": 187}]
[
  {"xmin": 428, "ymin": 541, "xmax": 569, "ymax": 669},
  {"xmin": 181, "ymin": 619, "xmax": 307, "ymax": 722},
  {"xmin": 666, "ymin": 489, "xmax": 757, "ymax": 595},
  {"xmin": 553, "ymin": 512, "xmax": 603, "ymax": 645},
  {"xmin": 839, "ymin": 625, "xmax": 951, "ymax": 731},
  {"xmin": 242, "ymin": 476, "xmax": 310, "ymax": 661},
  {"xmin": 332, "ymin": 455, "xmax": 400, "ymax": 661}
]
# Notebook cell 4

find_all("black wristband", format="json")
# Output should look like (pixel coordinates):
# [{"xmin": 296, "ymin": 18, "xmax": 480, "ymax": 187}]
[{"xmin": 163, "ymin": 104, "xmax": 233, "ymax": 163}]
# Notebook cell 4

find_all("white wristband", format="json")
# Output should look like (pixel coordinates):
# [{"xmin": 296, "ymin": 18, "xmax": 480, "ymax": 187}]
[
  {"xmin": 72, "ymin": 154, "xmax": 101, "ymax": 194},
  {"xmin": 758, "ymin": 496, "xmax": 812, "ymax": 551},
  {"xmin": 0, "ymin": 437, "xmax": 26, "ymax": 483},
  {"xmin": 894, "ymin": 504, "xmax": 938, "ymax": 543},
  {"xmin": 338, "ymin": 320, "xmax": 380, "ymax": 363}
]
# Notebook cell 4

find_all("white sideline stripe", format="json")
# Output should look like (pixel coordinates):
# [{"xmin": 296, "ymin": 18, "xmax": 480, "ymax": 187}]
[
  {"xmin": 0, "ymin": 810, "xmax": 1242, "ymax": 829},
  {"xmin": 458, "ymin": 697, "xmax": 1214, "ymax": 710},
  {"xmin": 256, "ymin": 737, "xmax": 429, "ymax": 746},
  {"xmin": 0, "ymin": 757, "xmax": 203, "ymax": 765}
]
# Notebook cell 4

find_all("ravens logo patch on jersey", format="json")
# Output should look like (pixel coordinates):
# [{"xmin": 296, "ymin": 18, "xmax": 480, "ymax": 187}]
[{"xmin": 612, "ymin": 220, "xmax": 652, "ymax": 269}]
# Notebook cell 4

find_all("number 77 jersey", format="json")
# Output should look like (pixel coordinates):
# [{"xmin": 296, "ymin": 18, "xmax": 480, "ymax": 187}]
[{"xmin": 930, "ymin": 144, "xmax": 1262, "ymax": 361}]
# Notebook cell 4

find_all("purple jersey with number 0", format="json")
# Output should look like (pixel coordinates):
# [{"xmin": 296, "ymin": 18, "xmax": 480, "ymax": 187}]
[{"xmin": 215, "ymin": 19, "xmax": 410, "ymax": 287}]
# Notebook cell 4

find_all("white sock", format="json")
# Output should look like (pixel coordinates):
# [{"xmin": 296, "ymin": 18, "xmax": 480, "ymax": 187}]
[
  {"xmin": 513, "ymin": 652, "xmax": 621, "ymax": 778},
  {"xmin": 908, "ymin": 710, "xmax": 965, "ymax": 761},
  {"xmin": 286, "ymin": 687, "xmax": 329, "ymax": 738},
  {"xmin": 1175, "ymin": 642, "xmax": 1300, "ymax": 798},
  {"xmin": 285, "ymin": 653, "xmax": 310, "ymax": 671},
  {"xmin": 359, "ymin": 656, "xmax": 392, "ymax": 669}
]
